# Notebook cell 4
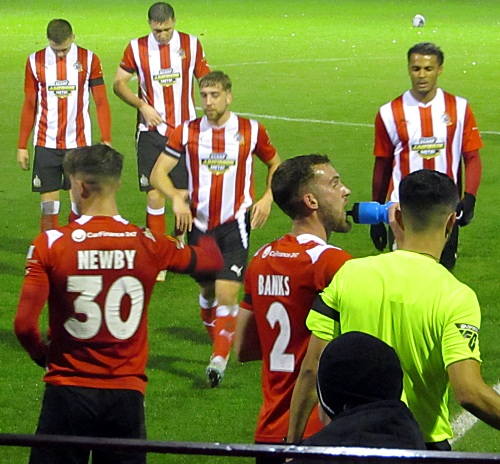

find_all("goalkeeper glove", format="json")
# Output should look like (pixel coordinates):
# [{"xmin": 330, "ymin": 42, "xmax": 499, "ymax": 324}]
[
  {"xmin": 370, "ymin": 223, "xmax": 388, "ymax": 251},
  {"xmin": 456, "ymin": 192, "xmax": 476, "ymax": 227}
]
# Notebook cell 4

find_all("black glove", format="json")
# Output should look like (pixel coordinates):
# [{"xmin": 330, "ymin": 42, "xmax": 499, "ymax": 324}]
[
  {"xmin": 456, "ymin": 192, "xmax": 476, "ymax": 227},
  {"xmin": 370, "ymin": 223, "xmax": 388, "ymax": 251},
  {"xmin": 32, "ymin": 356, "xmax": 47, "ymax": 369}
]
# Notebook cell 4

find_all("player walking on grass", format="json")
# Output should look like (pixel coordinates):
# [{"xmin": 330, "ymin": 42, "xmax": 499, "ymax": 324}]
[
  {"xmin": 234, "ymin": 155, "xmax": 352, "ymax": 464},
  {"xmin": 17, "ymin": 19, "xmax": 112, "ymax": 233},
  {"xmin": 113, "ymin": 2, "xmax": 210, "ymax": 242},
  {"xmin": 371, "ymin": 42, "xmax": 483, "ymax": 269},
  {"xmin": 288, "ymin": 169, "xmax": 500, "ymax": 449},
  {"xmin": 14, "ymin": 144, "xmax": 223, "ymax": 464},
  {"xmin": 151, "ymin": 71, "xmax": 280, "ymax": 387}
]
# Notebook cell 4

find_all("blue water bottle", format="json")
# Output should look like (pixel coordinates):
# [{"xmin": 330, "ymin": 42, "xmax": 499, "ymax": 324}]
[{"xmin": 348, "ymin": 202, "xmax": 394, "ymax": 224}]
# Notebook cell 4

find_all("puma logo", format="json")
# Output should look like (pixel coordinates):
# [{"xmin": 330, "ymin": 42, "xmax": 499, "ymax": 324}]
[{"xmin": 231, "ymin": 265, "xmax": 243, "ymax": 277}]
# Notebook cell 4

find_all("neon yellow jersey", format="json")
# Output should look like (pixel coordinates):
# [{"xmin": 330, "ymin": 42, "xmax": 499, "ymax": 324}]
[{"xmin": 307, "ymin": 250, "xmax": 481, "ymax": 443}]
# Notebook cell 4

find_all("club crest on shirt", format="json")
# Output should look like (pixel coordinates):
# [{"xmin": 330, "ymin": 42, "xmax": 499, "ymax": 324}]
[
  {"xmin": 234, "ymin": 132, "xmax": 245, "ymax": 145},
  {"xmin": 48, "ymin": 80, "xmax": 77, "ymax": 98},
  {"xmin": 411, "ymin": 136, "xmax": 445, "ymax": 159},
  {"xmin": 202, "ymin": 152, "xmax": 235, "ymax": 175},
  {"xmin": 153, "ymin": 68, "xmax": 181, "ymax": 87},
  {"xmin": 441, "ymin": 112, "xmax": 453, "ymax": 126},
  {"xmin": 177, "ymin": 48, "xmax": 186, "ymax": 59},
  {"xmin": 455, "ymin": 323, "xmax": 479, "ymax": 352},
  {"xmin": 73, "ymin": 61, "xmax": 83, "ymax": 72}
]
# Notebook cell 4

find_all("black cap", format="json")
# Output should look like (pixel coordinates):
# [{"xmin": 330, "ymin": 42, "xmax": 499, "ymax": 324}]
[{"xmin": 317, "ymin": 332, "xmax": 403, "ymax": 418}]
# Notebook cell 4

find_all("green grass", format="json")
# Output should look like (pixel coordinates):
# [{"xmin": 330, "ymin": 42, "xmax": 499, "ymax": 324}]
[{"xmin": 1, "ymin": 0, "xmax": 499, "ymax": 461}]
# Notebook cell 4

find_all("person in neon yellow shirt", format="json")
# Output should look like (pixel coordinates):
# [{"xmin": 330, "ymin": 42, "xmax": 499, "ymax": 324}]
[{"xmin": 287, "ymin": 169, "xmax": 500, "ymax": 449}]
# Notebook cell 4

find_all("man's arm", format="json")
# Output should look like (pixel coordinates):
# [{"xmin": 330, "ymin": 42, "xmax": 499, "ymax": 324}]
[
  {"xmin": 287, "ymin": 333, "xmax": 328, "ymax": 443},
  {"xmin": 90, "ymin": 84, "xmax": 112, "ymax": 145},
  {"xmin": 251, "ymin": 153, "xmax": 281, "ymax": 229},
  {"xmin": 18, "ymin": 61, "xmax": 38, "ymax": 170},
  {"xmin": 150, "ymin": 152, "xmax": 192, "ymax": 232},
  {"xmin": 234, "ymin": 307, "xmax": 262, "ymax": 362},
  {"xmin": 113, "ymin": 67, "xmax": 164, "ymax": 127},
  {"xmin": 448, "ymin": 359, "xmax": 500, "ymax": 429}
]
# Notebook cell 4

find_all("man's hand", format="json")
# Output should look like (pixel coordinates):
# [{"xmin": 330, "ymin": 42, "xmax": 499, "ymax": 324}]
[
  {"xmin": 17, "ymin": 149, "xmax": 30, "ymax": 170},
  {"xmin": 456, "ymin": 192, "xmax": 476, "ymax": 227},
  {"xmin": 139, "ymin": 103, "xmax": 164, "ymax": 127},
  {"xmin": 172, "ymin": 190, "xmax": 193, "ymax": 233},
  {"xmin": 251, "ymin": 195, "xmax": 272, "ymax": 229},
  {"xmin": 370, "ymin": 222, "xmax": 388, "ymax": 251}
]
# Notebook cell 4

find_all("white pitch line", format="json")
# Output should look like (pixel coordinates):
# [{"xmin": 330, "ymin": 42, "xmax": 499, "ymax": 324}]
[{"xmin": 450, "ymin": 381, "xmax": 500, "ymax": 444}]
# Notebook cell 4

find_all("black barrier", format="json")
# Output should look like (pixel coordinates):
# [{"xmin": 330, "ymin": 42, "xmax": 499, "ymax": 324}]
[{"xmin": 1, "ymin": 433, "xmax": 499, "ymax": 462}]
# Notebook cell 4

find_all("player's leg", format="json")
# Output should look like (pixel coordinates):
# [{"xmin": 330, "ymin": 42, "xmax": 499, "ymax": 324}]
[
  {"xmin": 137, "ymin": 131, "xmax": 167, "ymax": 236},
  {"xmin": 92, "ymin": 389, "xmax": 146, "ymax": 464},
  {"xmin": 199, "ymin": 280, "xmax": 218, "ymax": 341},
  {"xmin": 440, "ymin": 222, "xmax": 459, "ymax": 270},
  {"xmin": 33, "ymin": 147, "xmax": 66, "ymax": 232},
  {"xmin": 29, "ymin": 384, "xmax": 93, "ymax": 464}
]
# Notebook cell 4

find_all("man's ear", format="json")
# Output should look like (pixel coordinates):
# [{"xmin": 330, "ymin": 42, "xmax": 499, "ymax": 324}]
[
  {"xmin": 394, "ymin": 206, "xmax": 404, "ymax": 230},
  {"xmin": 445, "ymin": 212, "xmax": 456, "ymax": 238},
  {"xmin": 303, "ymin": 192, "xmax": 319, "ymax": 210}
]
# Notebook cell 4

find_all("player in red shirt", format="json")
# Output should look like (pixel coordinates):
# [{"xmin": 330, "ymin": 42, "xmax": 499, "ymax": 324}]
[
  {"xmin": 113, "ymin": 2, "xmax": 210, "ymax": 241},
  {"xmin": 151, "ymin": 71, "xmax": 281, "ymax": 387},
  {"xmin": 14, "ymin": 144, "xmax": 223, "ymax": 464},
  {"xmin": 371, "ymin": 42, "xmax": 483, "ymax": 269},
  {"xmin": 17, "ymin": 19, "xmax": 112, "ymax": 233},
  {"xmin": 233, "ymin": 155, "xmax": 353, "ymax": 463}
]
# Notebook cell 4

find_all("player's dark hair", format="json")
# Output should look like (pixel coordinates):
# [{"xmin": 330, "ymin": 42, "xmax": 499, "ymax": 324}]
[
  {"xmin": 148, "ymin": 2, "xmax": 175, "ymax": 22},
  {"xmin": 407, "ymin": 42, "xmax": 444, "ymax": 66},
  {"xmin": 272, "ymin": 154, "xmax": 331, "ymax": 219},
  {"xmin": 399, "ymin": 169, "xmax": 458, "ymax": 231},
  {"xmin": 46, "ymin": 19, "xmax": 73, "ymax": 45},
  {"xmin": 199, "ymin": 71, "xmax": 232, "ymax": 92},
  {"xmin": 64, "ymin": 144, "xmax": 123, "ymax": 193}
]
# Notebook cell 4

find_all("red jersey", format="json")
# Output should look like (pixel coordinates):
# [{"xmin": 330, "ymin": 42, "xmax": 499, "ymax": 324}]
[
  {"xmin": 166, "ymin": 112, "xmax": 277, "ymax": 232},
  {"xmin": 119, "ymin": 31, "xmax": 210, "ymax": 137},
  {"xmin": 16, "ymin": 215, "xmax": 197, "ymax": 394},
  {"xmin": 374, "ymin": 88, "xmax": 483, "ymax": 200},
  {"xmin": 240, "ymin": 234, "xmax": 352, "ymax": 442},
  {"xmin": 19, "ymin": 44, "xmax": 110, "ymax": 149}
]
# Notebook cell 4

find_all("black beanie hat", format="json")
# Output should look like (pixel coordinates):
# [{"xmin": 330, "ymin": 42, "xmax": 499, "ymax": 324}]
[{"xmin": 317, "ymin": 331, "xmax": 403, "ymax": 418}]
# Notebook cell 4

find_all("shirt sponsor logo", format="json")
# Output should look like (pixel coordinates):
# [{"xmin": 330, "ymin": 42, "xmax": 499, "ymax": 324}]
[
  {"xmin": 456, "ymin": 323, "xmax": 479, "ymax": 352},
  {"xmin": 71, "ymin": 229, "xmax": 138, "ymax": 243},
  {"xmin": 48, "ymin": 80, "xmax": 77, "ymax": 98},
  {"xmin": 202, "ymin": 152, "xmax": 235, "ymax": 175},
  {"xmin": 261, "ymin": 246, "xmax": 300, "ymax": 259},
  {"xmin": 411, "ymin": 136, "xmax": 445, "ymax": 159},
  {"xmin": 153, "ymin": 68, "xmax": 181, "ymax": 86}
]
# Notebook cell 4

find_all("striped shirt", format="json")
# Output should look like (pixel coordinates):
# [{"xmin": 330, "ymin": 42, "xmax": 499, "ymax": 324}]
[
  {"xmin": 374, "ymin": 88, "xmax": 483, "ymax": 201},
  {"xmin": 166, "ymin": 112, "xmax": 277, "ymax": 232},
  {"xmin": 119, "ymin": 30, "xmax": 210, "ymax": 137}
]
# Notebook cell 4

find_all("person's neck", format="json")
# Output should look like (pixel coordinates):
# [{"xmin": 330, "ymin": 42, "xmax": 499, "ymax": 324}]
[
  {"xmin": 290, "ymin": 217, "xmax": 327, "ymax": 242},
  {"xmin": 79, "ymin": 198, "xmax": 119, "ymax": 217},
  {"xmin": 399, "ymin": 234, "xmax": 445, "ymax": 262},
  {"xmin": 410, "ymin": 87, "xmax": 438, "ymax": 105}
]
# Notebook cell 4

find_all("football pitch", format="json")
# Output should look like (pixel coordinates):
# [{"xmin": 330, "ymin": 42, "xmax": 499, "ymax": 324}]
[{"xmin": 1, "ymin": 0, "xmax": 499, "ymax": 461}]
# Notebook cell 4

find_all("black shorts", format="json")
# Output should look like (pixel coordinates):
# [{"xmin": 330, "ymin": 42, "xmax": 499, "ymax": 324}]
[
  {"xmin": 136, "ymin": 130, "xmax": 187, "ymax": 192},
  {"xmin": 29, "ymin": 384, "xmax": 146, "ymax": 464},
  {"xmin": 32, "ymin": 146, "xmax": 71, "ymax": 193},
  {"xmin": 188, "ymin": 212, "xmax": 251, "ymax": 283}
]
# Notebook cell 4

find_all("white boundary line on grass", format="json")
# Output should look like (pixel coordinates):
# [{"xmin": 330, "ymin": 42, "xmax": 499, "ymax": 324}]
[{"xmin": 450, "ymin": 381, "xmax": 500, "ymax": 444}]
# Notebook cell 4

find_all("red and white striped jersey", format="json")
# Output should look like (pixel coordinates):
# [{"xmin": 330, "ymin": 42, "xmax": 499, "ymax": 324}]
[
  {"xmin": 374, "ymin": 88, "xmax": 483, "ymax": 201},
  {"xmin": 119, "ymin": 31, "xmax": 210, "ymax": 138},
  {"xmin": 166, "ymin": 112, "xmax": 277, "ymax": 232},
  {"xmin": 240, "ymin": 234, "xmax": 352, "ymax": 442},
  {"xmin": 23, "ymin": 44, "xmax": 105, "ymax": 149}
]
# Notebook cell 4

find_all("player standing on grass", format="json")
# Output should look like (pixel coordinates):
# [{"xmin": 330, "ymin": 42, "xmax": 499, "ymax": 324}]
[
  {"xmin": 14, "ymin": 144, "xmax": 223, "ymax": 464},
  {"xmin": 371, "ymin": 42, "xmax": 483, "ymax": 269},
  {"xmin": 234, "ymin": 155, "xmax": 352, "ymax": 464},
  {"xmin": 288, "ymin": 169, "xmax": 500, "ymax": 449},
  {"xmin": 113, "ymin": 2, "xmax": 210, "ymax": 244},
  {"xmin": 17, "ymin": 19, "xmax": 112, "ymax": 232},
  {"xmin": 151, "ymin": 71, "xmax": 281, "ymax": 387}
]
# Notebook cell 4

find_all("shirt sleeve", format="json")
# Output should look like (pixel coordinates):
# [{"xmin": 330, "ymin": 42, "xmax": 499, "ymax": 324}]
[
  {"xmin": 254, "ymin": 123, "xmax": 277, "ymax": 162},
  {"xmin": 462, "ymin": 104, "xmax": 484, "ymax": 153},
  {"xmin": 374, "ymin": 111, "xmax": 395, "ymax": 158},
  {"xmin": 18, "ymin": 59, "xmax": 38, "ymax": 149},
  {"xmin": 119, "ymin": 42, "xmax": 137, "ymax": 74},
  {"xmin": 165, "ymin": 124, "xmax": 186, "ymax": 159},
  {"xmin": 442, "ymin": 285, "xmax": 482, "ymax": 369},
  {"xmin": 194, "ymin": 39, "xmax": 210, "ymax": 79}
]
